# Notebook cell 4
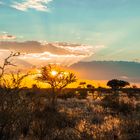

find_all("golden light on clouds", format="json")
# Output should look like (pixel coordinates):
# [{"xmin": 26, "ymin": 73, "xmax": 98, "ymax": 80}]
[
  {"xmin": 0, "ymin": 34, "xmax": 16, "ymax": 40},
  {"xmin": 0, "ymin": 41, "xmax": 105, "ymax": 67}
]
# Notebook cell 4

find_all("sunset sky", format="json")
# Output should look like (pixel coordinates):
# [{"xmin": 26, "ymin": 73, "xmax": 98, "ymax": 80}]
[{"xmin": 0, "ymin": 0, "xmax": 140, "ymax": 66}]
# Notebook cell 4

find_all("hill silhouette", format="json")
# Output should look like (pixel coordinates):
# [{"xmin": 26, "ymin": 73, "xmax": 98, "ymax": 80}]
[{"xmin": 70, "ymin": 61, "xmax": 140, "ymax": 82}]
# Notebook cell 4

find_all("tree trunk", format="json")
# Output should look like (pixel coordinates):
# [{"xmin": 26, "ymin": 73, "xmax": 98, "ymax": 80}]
[{"xmin": 51, "ymin": 87, "xmax": 57, "ymax": 108}]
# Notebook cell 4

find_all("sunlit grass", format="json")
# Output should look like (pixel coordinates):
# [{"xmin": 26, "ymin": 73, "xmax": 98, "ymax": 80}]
[
  {"xmin": 1, "ymin": 74, "xmax": 108, "ymax": 88},
  {"xmin": 2, "ymin": 73, "xmax": 140, "ymax": 89}
]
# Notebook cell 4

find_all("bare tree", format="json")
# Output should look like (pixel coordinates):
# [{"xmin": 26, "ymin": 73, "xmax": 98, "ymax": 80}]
[
  {"xmin": 0, "ymin": 52, "xmax": 32, "ymax": 140},
  {"xmin": 10, "ymin": 71, "xmax": 30, "ymax": 91},
  {"xmin": 0, "ymin": 52, "xmax": 20, "ymax": 79}
]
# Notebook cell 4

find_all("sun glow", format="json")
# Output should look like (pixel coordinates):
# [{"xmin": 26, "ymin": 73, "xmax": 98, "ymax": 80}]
[{"xmin": 50, "ymin": 70, "xmax": 58, "ymax": 76}]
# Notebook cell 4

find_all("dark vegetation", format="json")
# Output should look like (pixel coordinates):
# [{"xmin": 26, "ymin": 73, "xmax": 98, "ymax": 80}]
[{"xmin": 0, "ymin": 53, "xmax": 140, "ymax": 140}]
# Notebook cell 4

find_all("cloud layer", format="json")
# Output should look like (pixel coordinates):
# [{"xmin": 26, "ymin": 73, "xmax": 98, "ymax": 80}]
[
  {"xmin": 0, "ymin": 41, "xmax": 104, "ymax": 67},
  {"xmin": 11, "ymin": 0, "xmax": 53, "ymax": 12},
  {"xmin": 0, "ymin": 34, "xmax": 16, "ymax": 40}
]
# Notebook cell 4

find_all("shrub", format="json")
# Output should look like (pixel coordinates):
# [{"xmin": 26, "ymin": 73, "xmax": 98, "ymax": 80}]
[
  {"xmin": 78, "ymin": 90, "xmax": 88, "ymax": 99},
  {"xmin": 58, "ymin": 91, "xmax": 77, "ymax": 99}
]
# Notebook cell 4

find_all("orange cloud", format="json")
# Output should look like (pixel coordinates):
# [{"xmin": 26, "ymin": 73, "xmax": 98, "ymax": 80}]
[{"xmin": 0, "ymin": 34, "xmax": 16, "ymax": 40}]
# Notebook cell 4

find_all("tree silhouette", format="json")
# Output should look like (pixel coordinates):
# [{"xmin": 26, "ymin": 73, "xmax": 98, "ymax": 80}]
[
  {"xmin": 37, "ymin": 64, "xmax": 77, "ymax": 105},
  {"xmin": 107, "ymin": 79, "xmax": 130, "ymax": 90},
  {"xmin": 119, "ymin": 80, "xmax": 130, "ymax": 88},
  {"xmin": 87, "ymin": 84, "xmax": 94, "ymax": 89},
  {"xmin": 79, "ymin": 82, "xmax": 86, "ymax": 88},
  {"xmin": 0, "ymin": 52, "xmax": 20, "ymax": 79}
]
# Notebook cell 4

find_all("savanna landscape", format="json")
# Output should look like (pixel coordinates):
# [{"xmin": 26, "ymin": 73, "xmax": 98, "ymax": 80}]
[
  {"xmin": 0, "ymin": 52, "xmax": 140, "ymax": 140},
  {"xmin": 0, "ymin": 0, "xmax": 140, "ymax": 140}
]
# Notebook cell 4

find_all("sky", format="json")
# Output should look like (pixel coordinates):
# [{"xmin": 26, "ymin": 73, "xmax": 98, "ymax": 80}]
[{"xmin": 0, "ymin": 0, "xmax": 140, "ymax": 66}]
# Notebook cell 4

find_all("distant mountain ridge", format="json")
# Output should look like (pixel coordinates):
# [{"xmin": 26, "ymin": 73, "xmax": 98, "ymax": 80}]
[{"xmin": 70, "ymin": 61, "xmax": 140, "ymax": 82}]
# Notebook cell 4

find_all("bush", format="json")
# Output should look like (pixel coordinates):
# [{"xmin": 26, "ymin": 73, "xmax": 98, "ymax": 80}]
[
  {"xmin": 58, "ymin": 91, "xmax": 77, "ymax": 99},
  {"xmin": 102, "ymin": 92, "xmax": 137, "ymax": 114},
  {"xmin": 78, "ymin": 90, "xmax": 88, "ymax": 99}
]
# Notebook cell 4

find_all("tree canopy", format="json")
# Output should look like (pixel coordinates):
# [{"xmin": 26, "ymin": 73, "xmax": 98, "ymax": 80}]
[
  {"xmin": 37, "ymin": 64, "xmax": 77, "ymax": 105},
  {"xmin": 107, "ymin": 79, "xmax": 130, "ymax": 90}
]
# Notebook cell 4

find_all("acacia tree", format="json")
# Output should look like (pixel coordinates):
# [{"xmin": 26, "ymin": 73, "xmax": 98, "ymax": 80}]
[
  {"xmin": 107, "ymin": 79, "xmax": 130, "ymax": 91},
  {"xmin": 37, "ymin": 64, "xmax": 77, "ymax": 105}
]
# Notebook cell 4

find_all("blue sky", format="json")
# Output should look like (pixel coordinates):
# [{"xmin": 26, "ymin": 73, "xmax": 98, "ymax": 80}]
[{"xmin": 0, "ymin": 0, "xmax": 140, "ymax": 62}]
